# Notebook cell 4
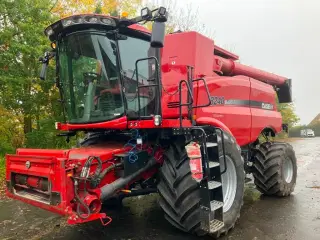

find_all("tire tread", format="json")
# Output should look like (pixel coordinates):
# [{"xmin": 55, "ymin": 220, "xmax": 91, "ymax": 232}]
[{"xmin": 252, "ymin": 142, "xmax": 297, "ymax": 196}]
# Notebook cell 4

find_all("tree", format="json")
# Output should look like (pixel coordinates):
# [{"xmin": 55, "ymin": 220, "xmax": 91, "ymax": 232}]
[
  {"xmin": 0, "ymin": 106, "xmax": 24, "ymax": 154},
  {"xmin": 0, "ymin": 0, "xmax": 54, "ymax": 134},
  {"xmin": 51, "ymin": 0, "xmax": 142, "ymax": 18},
  {"xmin": 145, "ymin": 0, "xmax": 214, "ymax": 37},
  {"xmin": 277, "ymin": 102, "xmax": 300, "ymax": 128},
  {"xmin": 0, "ymin": 0, "xmax": 72, "ymax": 150}
]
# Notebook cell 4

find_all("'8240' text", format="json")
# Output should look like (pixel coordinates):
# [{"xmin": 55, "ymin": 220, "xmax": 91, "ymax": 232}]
[{"xmin": 210, "ymin": 96, "xmax": 225, "ymax": 105}]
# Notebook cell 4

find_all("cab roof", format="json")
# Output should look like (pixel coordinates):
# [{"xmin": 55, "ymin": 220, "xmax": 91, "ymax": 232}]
[{"xmin": 45, "ymin": 14, "xmax": 151, "ymax": 41}]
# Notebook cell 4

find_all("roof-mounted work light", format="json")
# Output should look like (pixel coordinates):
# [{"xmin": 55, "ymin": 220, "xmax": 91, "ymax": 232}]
[
  {"xmin": 141, "ymin": 7, "xmax": 152, "ymax": 20},
  {"xmin": 155, "ymin": 7, "xmax": 168, "ymax": 22},
  {"xmin": 44, "ymin": 15, "xmax": 117, "ymax": 41},
  {"xmin": 158, "ymin": 7, "xmax": 166, "ymax": 16}
]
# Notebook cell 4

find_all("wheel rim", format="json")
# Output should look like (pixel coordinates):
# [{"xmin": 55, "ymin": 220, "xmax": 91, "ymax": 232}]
[
  {"xmin": 283, "ymin": 157, "xmax": 294, "ymax": 183},
  {"xmin": 221, "ymin": 156, "xmax": 237, "ymax": 212}
]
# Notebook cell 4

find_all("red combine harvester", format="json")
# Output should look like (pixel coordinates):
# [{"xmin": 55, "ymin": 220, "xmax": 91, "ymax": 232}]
[{"xmin": 5, "ymin": 7, "xmax": 297, "ymax": 238}]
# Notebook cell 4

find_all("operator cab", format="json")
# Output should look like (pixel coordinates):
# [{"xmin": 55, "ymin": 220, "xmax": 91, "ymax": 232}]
[{"xmin": 40, "ymin": 8, "xmax": 167, "ymax": 125}]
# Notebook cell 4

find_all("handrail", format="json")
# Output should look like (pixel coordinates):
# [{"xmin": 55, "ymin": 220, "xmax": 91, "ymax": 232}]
[
  {"xmin": 192, "ymin": 78, "xmax": 211, "ymax": 108},
  {"xmin": 179, "ymin": 80, "xmax": 194, "ymax": 127},
  {"xmin": 135, "ymin": 56, "xmax": 161, "ymax": 119}
]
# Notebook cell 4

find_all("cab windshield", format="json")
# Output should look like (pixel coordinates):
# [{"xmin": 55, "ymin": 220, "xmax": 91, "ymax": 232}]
[
  {"xmin": 58, "ymin": 32, "xmax": 123, "ymax": 123},
  {"xmin": 58, "ymin": 31, "xmax": 156, "ymax": 124}
]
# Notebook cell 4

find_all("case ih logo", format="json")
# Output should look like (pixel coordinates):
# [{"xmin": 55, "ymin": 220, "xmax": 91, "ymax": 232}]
[{"xmin": 261, "ymin": 103, "xmax": 273, "ymax": 110}]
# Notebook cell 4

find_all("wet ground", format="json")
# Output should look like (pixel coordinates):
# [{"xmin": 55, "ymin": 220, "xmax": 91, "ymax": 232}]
[{"xmin": 1, "ymin": 138, "xmax": 320, "ymax": 240}]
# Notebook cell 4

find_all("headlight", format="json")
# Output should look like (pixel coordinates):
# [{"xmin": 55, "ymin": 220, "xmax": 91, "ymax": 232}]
[
  {"xmin": 44, "ymin": 15, "xmax": 117, "ymax": 41},
  {"xmin": 73, "ymin": 17, "xmax": 84, "ymax": 24},
  {"xmin": 45, "ymin": 27, "xmax": 54, "ymax": 36},
  {"xmin": 87, "ymin": 17, "xmax": 98, "ymax": 23},
  {"xmin": 62, "ymin": 19, "xmax": 73, "ymax": 27},
  {"xmin": 154, "ymin": 115, "xmax": 162, "ymax": 126},
  {"xmin": 101, "ymin": 18, "xmax": 113, "ymax": 25}
]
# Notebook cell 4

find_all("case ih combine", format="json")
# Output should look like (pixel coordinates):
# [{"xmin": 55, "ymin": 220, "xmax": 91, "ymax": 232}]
[{"xmin": 5, "ymin": 7, "xmax": 297, "ymax": 238}]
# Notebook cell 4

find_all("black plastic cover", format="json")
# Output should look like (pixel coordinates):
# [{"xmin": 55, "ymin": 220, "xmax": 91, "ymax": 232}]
[
  {"xmin": 123, "ymin": 150, "xmax": 149, "ymax": 176},
  {"xmin": 151, "ymin": 21, "xmax": 165, "ymax": 48},
  {"xmin": 277, "ymin": 79, "xmax": 292, "ymax": 103}
]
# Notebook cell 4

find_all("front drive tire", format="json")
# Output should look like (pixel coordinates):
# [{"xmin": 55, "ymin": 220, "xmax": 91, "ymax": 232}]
[
  {"xmin": 157, "ymin": 133, "xmax": 245, "ymax": 238},
  {"xmin": 252, "ymin": 142, "xmax": 297, "ymax": 196}
]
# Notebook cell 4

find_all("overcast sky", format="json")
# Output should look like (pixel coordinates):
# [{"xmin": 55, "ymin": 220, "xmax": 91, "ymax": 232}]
[{"xmin": 176, "ymin": 0, "xmax": 319, "ymax": 124}]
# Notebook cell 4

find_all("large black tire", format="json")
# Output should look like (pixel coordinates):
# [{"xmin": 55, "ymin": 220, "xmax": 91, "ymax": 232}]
[
  {"xmin": 252, "ymin": 142, "xmax": 297, "ymax": 196},
  {"xmin": 157, "ymin": 132, "xmax": 245, "ymax": 238}
]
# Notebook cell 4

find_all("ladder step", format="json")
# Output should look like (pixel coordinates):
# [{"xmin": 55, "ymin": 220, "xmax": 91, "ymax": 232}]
[
  {"xmin": 206, "ymin": 142, "xmax": 218, "ymax": 148},
  {"xmin": 209, "ymin": 219, "xmax": 224, "ymax": 232},
  {"xmin": 210, "ymin": 200, "xmax": 224, "ymax": 211},
  {"xmin": 208, "ymin": 181, "xmax": 222, "ymax": 189},
  {"xmin": 209, "ymin": 162, "xmax": 220, "ymax": 168}
]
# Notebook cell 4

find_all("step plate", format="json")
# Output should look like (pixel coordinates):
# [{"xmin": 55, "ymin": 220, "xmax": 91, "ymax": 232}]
[
  {"xmin": 206, "ymin": 142, "xmax": 218, "ymax": 148},
  {"xmin": 209, "ymin": 219, "xmax": 224, "ymax": 233},
  {"xmin": 208, "ymin": 181, "xmax": 222, "ymax": 189},
  {"xmin": 200, "ymin": 218, "xmax": 225, "ymax": 234},
  {"xmin": 209, "ymin": 162, "xmax": 220, "ymax": 168},
  {"xmin": 210, "ymin": 200, "xmax": 224, "ymax": 211}
]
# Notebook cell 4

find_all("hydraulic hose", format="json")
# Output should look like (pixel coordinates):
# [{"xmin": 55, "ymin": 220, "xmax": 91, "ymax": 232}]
[
  {"xmin": 81, "ymin": 156, "xmax": 102, "ymax": 183},
  {"xmin": 76, "ymin": 156, "xmax": 102, "ymax": 219},
  {"xmin": 90, "ymin": 162, "xmax": 123, "ymax": 188},
  {"xmin": 74, "ymin": 180, "xmax": 91, "ymax": 220},
  {"xmin": 99, "ymin": 163, "xmax": 123, "ymax": 180},
  {"xmin": 100, "ymin": 157, "xmax": 157, "ymax": 200}
]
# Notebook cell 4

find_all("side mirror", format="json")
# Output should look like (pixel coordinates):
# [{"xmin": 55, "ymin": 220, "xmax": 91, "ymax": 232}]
[
  {"xmin": 39, "ymin": 51, "xmax": 55, "ymax": 80},
  {"xmin": 151, "ymin": 21, "xmax": 165, "ymax": 48},
  {"xmin": 40, "ymin": 59, "xmax": 48, "ymax": 80}
]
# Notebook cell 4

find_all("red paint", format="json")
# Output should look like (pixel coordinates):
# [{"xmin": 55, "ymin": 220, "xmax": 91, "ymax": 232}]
[
  {"xmin": 6, "ymin": 141, "xmax": 163, "ymax": 224},
  {"xmin": 160, "ymin": 32, "xmax": 286, "ymax": 145},
  {"xmin": 6, "ymin": 153, "xmax": 70, "ymax": 216},
  {"xmin": 250, "ymin": 79, "xmax": 282, "ymax": 141},
  {"xmin": 196, "ymin": 117, "xmax": 232, "ymax": 136},
  {"xmin": 194, "ymin": 76, "xmax": 251, "ymax": 145},
  {"xmin": 16, "ymin": 148, "xmax": 68, "ymax": 157},
  {"xmin": 67, "ymin": 212, "xmax": 108, "ymax": 225},
  {"xmin": 81, "ymin": 192, "xmax": 102, "ymax": 214},
  {"xmin": 215, "ymin": 55, "xmax": 287, "ymax": 86},
  {"xmin": 128, "ymin": 119, "xmax": 192, "ymax": 129},
  {"xmin": 59, "ymin": 116, "xmax": 128, "ymax": 131},
  {"xmin": 214, "ymin": 45, "xmax": 239, "ymax": 60},
  {"xmin": 6, "ymin": 144, "xmax": 129, "ymax": 223}
]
